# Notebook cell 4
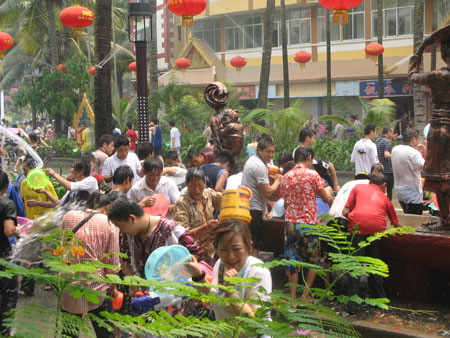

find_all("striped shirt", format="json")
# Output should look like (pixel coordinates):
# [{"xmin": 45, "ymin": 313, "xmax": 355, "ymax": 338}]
[
  {"xmin": 376, "ymin": 136, "xmax": 393, "ymax": 174},
  {"xmin": 60, "ymin": 210, "xmax": 120, "ymax": 315}
]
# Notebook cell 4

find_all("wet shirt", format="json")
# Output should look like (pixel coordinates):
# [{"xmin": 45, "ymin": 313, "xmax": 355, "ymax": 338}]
[
  {"xmin": 345, "ymin": 184, "xmax": 399, "ymax": 235},
  {"xmin": 281, "ymin": 164, "xmax": 324, "ymax": 224},
  {"xmin": 173, "ymin": 188, "xmax": 221, "ymax": 229}
]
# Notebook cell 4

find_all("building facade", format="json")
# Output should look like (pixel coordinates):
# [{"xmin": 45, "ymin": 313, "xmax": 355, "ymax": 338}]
[{"xmin": 156, "ymin": 0, "xmax": 450, "ymax": 121}]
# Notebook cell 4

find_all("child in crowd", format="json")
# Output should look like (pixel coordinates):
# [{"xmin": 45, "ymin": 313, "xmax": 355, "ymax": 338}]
[
  {"xmin": 185, "ymin": 220, "xmax": 272, "ymax": 325},
  {"xmin": 342, "ymin": 173, "xmax": 401, "ymax": 315}
]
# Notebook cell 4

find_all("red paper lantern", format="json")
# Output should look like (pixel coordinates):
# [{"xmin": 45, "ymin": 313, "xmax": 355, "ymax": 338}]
[
  {"xmin": 56, "ymin": 64, "xmax": 68, "ymax": 73},
  {"xmin": 365, "ymin": 43, "xmax": 384, "ymax": 62},
  {"xmin": 129, "ymin": 61, "xmax": 137, "ymax": 72},
  {"xmin": 0, "ymin": 32, "xmax": 13, "ymax": 60},
  {"xmin": 175, "ymin": 58, "xmax": 191, "ymax": 73},
  {"xmin": 319, "ymin": 0, "xmax": 362, "ymax": 26},
  {"xmin": 230, "ymin": 56, "xmax": 247, "ymax": 75},
  {"xmin": 89, "ymin": 66, "xmax": 95, "ymax": 76},
  {"xmin": 60, "ymin": 5, "xmax": 94, "ymax": 36},
  {"xmin": 168, "ymin": 0, "xmax": 207, "ymax": 27},
  {"xmin": 293, "ymin": 51, "xmax": 311, "ymax": 70}
]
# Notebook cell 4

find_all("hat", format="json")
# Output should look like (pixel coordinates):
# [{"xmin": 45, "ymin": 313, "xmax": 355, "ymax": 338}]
[
  {"xmin": 143, "ymin": 194, "xmax": 169, "ymax": 217},
  {"xmin": 41, "ymin": 116, "xmax": 46, "ymax": 120},
  {"xmin": 355, "ymin": 171, "xmax": 370, "ymax": 180}
]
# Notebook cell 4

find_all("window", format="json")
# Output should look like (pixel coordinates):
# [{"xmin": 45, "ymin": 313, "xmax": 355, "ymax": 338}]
[
  {"xmin": 287, "ymin": 8, "xmax": 311, "ymax": 45},
  {"xmin": 433, "ymin": 0, "xmax": 450, "ymax": 30},
  {"xmin": 225, "ymin": 15, "xmax": 262, "ymax": 50},
  {"xmin": 318, "ymin": 3, "xmax": 365, "ymax": 42},
  {"xmin": 192, "ymin": 19, "xmax": 221, "ymax": 52},
  {"xmin": 372, "ymin": 0, "xmax": 413, "ymax": 37},
  {"xmin": 272, "ymin": 12, "xmax": 281, "ymax": 47}
]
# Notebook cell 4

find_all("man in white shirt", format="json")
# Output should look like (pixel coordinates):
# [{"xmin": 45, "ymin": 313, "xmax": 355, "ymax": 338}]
[
  {"xmin": 128, "ymin": 158, "xmax": 180, "ymax": 217},
  {"xmin": 392, "ymin": 128, "xmax": 425, "ymax": 215},
  {"xmin": 351, "ymin": 124, "xmax": 379, "ymax": 174},
  {"xmin": 102, "ymin": 135, "xmax": 141, "ymax": 184},
  {"xmin": 169, "ymin": 121, "xmax": 181, "ymax": 157},
  {"xmin": 331, "ymin": 122, "xmax": 346, "ymax": 141}
]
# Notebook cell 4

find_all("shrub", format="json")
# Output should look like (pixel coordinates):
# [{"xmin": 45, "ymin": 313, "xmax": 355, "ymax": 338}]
[{"xmin": 51, "ymin": 139, "xmax": 79, "ymax": 159}]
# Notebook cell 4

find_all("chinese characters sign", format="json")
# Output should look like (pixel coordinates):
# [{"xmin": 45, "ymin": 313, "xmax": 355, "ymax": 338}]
[{"xmin": 359, "ymin": 79, "xmax": 414, "ymax": 98}]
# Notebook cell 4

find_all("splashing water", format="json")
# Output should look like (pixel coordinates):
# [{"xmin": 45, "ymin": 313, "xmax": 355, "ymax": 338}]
[
  {"xmin": 11, "ymin": 203, "xmax": 84, "ymax": 264},
  {"xmin": 0, "ymin": 126, "xmax": 43, "ymax": 168}
]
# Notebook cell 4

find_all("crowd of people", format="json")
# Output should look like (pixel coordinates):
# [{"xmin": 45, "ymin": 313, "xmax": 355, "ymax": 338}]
[{"xmin": 0, "ymin": 115, "xmax": 431, "ymax": 337}]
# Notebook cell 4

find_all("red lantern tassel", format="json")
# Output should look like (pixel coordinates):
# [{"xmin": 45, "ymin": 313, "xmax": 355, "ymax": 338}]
[
  {"xmin": 333, "ymin": 10, "xmax": 349, "ymax": 25},
  {"xmin": 299, "ymin": 63, "xmax": 306, "ymax": 70},
  {"xmin": 0, "ymin": 51, "xmax": 4, "ymax": 60},
  {"xmin": 182, "ymin": 15, "xmax": 194, "ymax": 28}
]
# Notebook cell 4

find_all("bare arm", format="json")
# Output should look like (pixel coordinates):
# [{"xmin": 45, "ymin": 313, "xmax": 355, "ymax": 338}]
[
  {"xmin": 318, "ymin": 186, "xmax": 333, "ymax": 206},
  {"xmin": 328, "ymin": 162, "xmax": 340, "ymax": 191},
  {"xmin": 215, "ymin": 170, "xmax": 229, "ymax": 192},
  {"xmin": 3, "ymin": 219, "xmax": 16, "ymax": 238},
  {"xmin": 260, "ymin": 174, "xmax": 282, "ymax": 200},
  {"xmin": 384, "ymin": 150, "xmax": 391, "ymax": 160},
  {"xmin": 44, "ymin": 168, "xmax": 71, "ymax": 191},
  {"xmin": 342, "ymin": 206, "xmax": 350, "ymax": 218}
]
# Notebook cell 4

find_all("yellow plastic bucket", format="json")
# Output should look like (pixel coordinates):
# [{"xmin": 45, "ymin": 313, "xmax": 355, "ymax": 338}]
[{"xmin": 218, "ymin": 187, "xmax": 252, "ymax": 224}]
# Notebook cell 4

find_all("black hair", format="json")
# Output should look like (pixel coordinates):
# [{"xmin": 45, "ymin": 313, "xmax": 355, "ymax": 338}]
[
  {"xmin": 229, "ymin": 162, "xmax": 244, "ymax": 176},
  {"xmin": 294, "ymin": 146, "xmax": 314, "ymax": 163},
  {"xmin": 169, "ymin": 121, "xmax": 175, "ymax": 127},
  {"xmin": 165, "ymin": 150, "xmax": 178, "ymax": 161},
  {"xmin": 98, "ymin": 134, "xmax": 114, "ymax": 148},
  {"xmin": 283, "ymin": 161, "xmax": 296, "ymax": 174},
  {"xmin": 252, "ymin": 131, "xmax": 261, "ymax": 142},
  {"xmin": 371, "ymin": 163, "xmax": 384, "ymax": 174},
  {"xmin": 73, "ymin": 159, "xmax": 91, "ymax": 178},
  {"xmin": 298, "ymin": 127, "xmax": 316, "ymax": 143},
  {"xmin": 186, "ymin": 148, "xmax": 200, "ymax": 161},
  {"xmin": 126, "ymin": 122, "xmax": 132, "ymax": 129},
  {"xmin": 0, "ymin": 170, "xmax": 9, "ymax": 191},
  {"xmin": 143, "ymin": 157, "xmax": 163, "ymax": 173},
  {"xmin": 257, "ymin": 134, "xmax": 275, "ymax": 151},
  {"xmin": 108, "ymin": 199, "xmax": 145, "ymax": 222},
  {"xmin": 215, "ymin": 154, "xmax": 232, "ymax": 165},
  {"xmin": 382, "ymin": 126, "xmax": 393, "ymax": 135},
  {"xmin": 136, "ymin": 142, "xmax": 154, "ymax": 161},
  {"xmin": 112, "ymin": 165, "xmax": 134, "ymax": 185},
  {"xmin": 277, "ymin": 151, "xmax": 293, "ymax": 166},
  {"xmin": 24, "ymin": 157, "xmax": 36, "ymax": 169},
  {"xmin": 364, "ymin": 124, "xmax": 376, "ymax": 136},
  {"xmin": 86, "ymin": 191, "xmax": 112, "ymax": 210},
  {"xmin": 80, "ymin": 152, "xmax": 95, "ymax": 164},
  {"xmin": 114, "ymin": 135, "xmax": 130, "ymax": 148},
  {"xmin": 152, "ymin": 119, "xmax": 159, "ymax": 125},
  {"xmin": 81, "ymin": 122, "xmax": 86, "ymax": 127},
  {"xmin": 369, "ymin": 173, "xmax": 386, "ymax": 186},
  {"xmin": 403, "ymin": 128, "xmax": 420, "ymax": 144},
  {"xmin": 185, "ymin": 167, "xmax": 206, "ymax": 183},
  {"xmin": 29, "ymin": 133, "xmax": 38, "ymax": 143}
]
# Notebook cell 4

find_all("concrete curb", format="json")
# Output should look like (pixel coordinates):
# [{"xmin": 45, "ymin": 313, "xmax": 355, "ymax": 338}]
[{"xmin": 350, "ymin": 320, "xmax": 443, "ymax": 338}]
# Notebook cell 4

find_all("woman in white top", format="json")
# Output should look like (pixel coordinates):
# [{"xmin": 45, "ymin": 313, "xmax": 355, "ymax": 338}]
[{"xmin": 185, "ymin": 219, "xmax": 272, "ymax": 321}]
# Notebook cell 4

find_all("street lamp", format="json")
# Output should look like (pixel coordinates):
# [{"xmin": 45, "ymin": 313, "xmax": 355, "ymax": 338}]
[{"xmin": 128, "ymin": 2, "xmax": 152, "ymax": 143}]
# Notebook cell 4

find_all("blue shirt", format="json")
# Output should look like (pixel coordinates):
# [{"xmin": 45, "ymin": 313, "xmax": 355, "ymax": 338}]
[{"xmin": 5, "ymin": 183, "xmax": 25, "ymax": 217}]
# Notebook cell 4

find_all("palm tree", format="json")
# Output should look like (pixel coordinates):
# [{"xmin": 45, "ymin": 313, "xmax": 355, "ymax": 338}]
[
  {"xmin": 377, "ymin": 0, "xmax": 384, "ymax": 99},
  {"xmin": 148, "ymin": 0, "xmax": 158, "ymax": 108},
  {"xmin": 326, "ymin": 9, "xmax": 332, "ymax": 115},
  {"xmin": 94, "ymin": 0, "xmax": 113, "ymax": 145},
  {"xmin": 280, "ymin": 0, "xmax": 289, "ymax": 108},
  {"xmin": 257, "ymin": 0, "xmax": 275, "ymax": 109},
  {"xmin": 413, "ymin": 0, "xmax": 425, "ymax": 130}
]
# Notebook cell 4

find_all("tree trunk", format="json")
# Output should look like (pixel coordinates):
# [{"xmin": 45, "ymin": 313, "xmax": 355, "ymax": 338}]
[
  {"xmin": 257, "ymin": 0, "xmax": 275, "ymax": 109},
  {"xmin": 94, "ymin": 0, "xmax": 113, "ymax": 145},
  {"xmin": 326, "ymin": 9, "xmax": 332, "ymax": 116},
  {"xmin": 149, "ymin": 0, "xmax": 159, "ymax": 114},
  {"xmin": 281, "ymin": 0, "xmax": 289, "ymax": 108},
  {"xmin": 377, "ymin": 0, "xmax": 384, "ymax": 99},
  {"xmin": 413, "ymin": 0, "xmax": 425, "ymax": 129},
  {"xmin": 46, "ymin": 0, "xmax": 62, "ymax": 138}
]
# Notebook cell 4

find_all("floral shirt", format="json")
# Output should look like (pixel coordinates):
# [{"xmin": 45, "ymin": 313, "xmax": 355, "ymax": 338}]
[{"xmin": 280, "ymin": 164, "xmax": 324, "ymax": 224}]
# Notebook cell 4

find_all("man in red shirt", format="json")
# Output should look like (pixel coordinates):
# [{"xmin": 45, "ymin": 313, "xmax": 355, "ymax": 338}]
[
  {"xmin": 343, "ymin": 173, "xmax": 401, "ymax": 315},
  {"xmin": 280, "ymin": 146, "xmax": 332, "ymax": 302},
  {"xmin": 126, "ymin": 122, "xmax": 138, "ymax": 153}
]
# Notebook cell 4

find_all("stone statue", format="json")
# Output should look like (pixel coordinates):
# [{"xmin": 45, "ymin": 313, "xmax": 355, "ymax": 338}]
[
  {"xmin": 409, "ymin": 24, "xmax": 450, "ymax": 230},
  {"xmin": 204, "ymin": 82, "xmax": 243, "ymax": 159}
]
